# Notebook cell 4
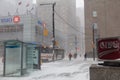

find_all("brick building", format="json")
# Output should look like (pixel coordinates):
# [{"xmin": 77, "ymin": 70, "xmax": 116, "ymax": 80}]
[{"xmin": 84, "ymin": 0, "xmax": 120, "ymax": 56}]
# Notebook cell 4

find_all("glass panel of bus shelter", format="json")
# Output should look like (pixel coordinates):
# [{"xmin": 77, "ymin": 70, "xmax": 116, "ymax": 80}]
[
  {"xmin": 0, "ymin": 42, "xmax": 4, "ymax": 76},
  {"xmin": 26, "ymin": 44, "xmax": 35, "ymax": 69},
  {"xmin": 26, "ymin": 44, "xmax": 40, "ymax": 70},
  {"xmin": 33, "ymin": 47, "xmax": 39, "ymax": 69},
  {"xmin": 22, "ymin": 44, "xmax": 27, "ymax": 74},
  {"xmin": 4, "ymin": 40, "xmax": 22, "ymax": 76}
]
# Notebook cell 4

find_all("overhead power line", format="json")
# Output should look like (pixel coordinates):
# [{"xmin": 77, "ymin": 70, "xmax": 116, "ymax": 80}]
[
  {"xmin": 54, "ymin": 10, "xmax": 79, "ymax": 32},
  {"xmin": 55, "ymin": 10, "xmax": 80, "ymax": 31},
  {"xmin": 54, "ymin": 10, "xmax": 86, "ymax": 35},
  {"xmin": 54, "ymin": 10, "xmax": 94, "ymax": 39}
]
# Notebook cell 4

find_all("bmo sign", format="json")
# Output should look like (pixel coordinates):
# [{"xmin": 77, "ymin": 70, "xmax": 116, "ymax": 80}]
[
  {"xmin": 97, "ymin": 37, "xmax": 120, "ymax": 60},
  {"xmin": 13, "ymin": 16, "xmax": 20, "ymax": 23},
  {"xmin": 0, "ymin": 16, "xmax": 20, "ymax": 24}
]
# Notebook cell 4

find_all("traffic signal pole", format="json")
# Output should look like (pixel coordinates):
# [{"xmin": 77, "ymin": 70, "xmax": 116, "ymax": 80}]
[
  {"xmin": 40, "ymin": 2, "xmax": 56, "ymax": 61},
  {"xmin": 52, "ymin": 3, "xmax": 56, "ymax": 61}
]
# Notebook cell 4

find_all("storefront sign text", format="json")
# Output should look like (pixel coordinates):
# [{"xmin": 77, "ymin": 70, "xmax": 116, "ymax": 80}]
[
  {"xmin": 0, "ymin": 16, "xmax": 20, "ymax": 23},
  {"xmin": 0, "ymin": 18, "xmax": 12, "ymax": 23},
  {"xmin": 97, "ymin": 37, "xmax": 120, "ymax": 60}
]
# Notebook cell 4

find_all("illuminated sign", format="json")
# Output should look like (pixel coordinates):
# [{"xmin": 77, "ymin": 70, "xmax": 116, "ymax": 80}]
[
  {"xmin": 0, "ymin": 18, "xmax": 12, "ymax": 23},
  {"xmin": 13, "ymin": 16, "xmax": 20, "ymax": 23},
  {"xmin": 97, "ymin": 37, "xmax": 120, "ymax": 60},
  {"xmin": 0, "ymin": 16, "xmax": 20, "ymax": 23}
]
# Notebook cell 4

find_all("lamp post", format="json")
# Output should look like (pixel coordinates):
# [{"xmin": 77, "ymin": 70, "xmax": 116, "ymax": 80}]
[
  {"xmin": 92, "ymin": 24, "xmax": 95, "ymax": 61},
  {"xmin": 92, "ymin": 23, "xmax": 98, "ymax": 61},
  {"xmin": 40, "ymin": 2, "xmax": 56, "ymax": 61}
]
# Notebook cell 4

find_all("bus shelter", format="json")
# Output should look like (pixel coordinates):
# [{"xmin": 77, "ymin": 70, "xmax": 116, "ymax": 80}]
[
  {"xmin": 3, "ymin": 40, "xmax": 41, "ymax": 77},
  {"xmin": 26, "ymin": 42, "xmax": 41, "ymax": 70}
]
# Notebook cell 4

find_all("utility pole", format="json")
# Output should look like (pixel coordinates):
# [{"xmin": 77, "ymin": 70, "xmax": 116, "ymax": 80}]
[
  {"xmin": 52, "ymin": 3, "xmax": 56, "ymax": 61},
  {"xmin": 40, "ymin": 2, "xmax": 56, "ymax": 61},
  {"xmin": 52, "ymin": 2, "xmax": 56, "ymax": 49}
]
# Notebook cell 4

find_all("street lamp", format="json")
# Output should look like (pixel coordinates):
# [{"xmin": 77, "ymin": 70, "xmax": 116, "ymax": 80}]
[
  {"xmin": 92, "ymin": 23, "xmax": 98, "ymax": 61},
  {"xmin": 40, "ymin": 2, "xmax": 56, "ymax": 61}
]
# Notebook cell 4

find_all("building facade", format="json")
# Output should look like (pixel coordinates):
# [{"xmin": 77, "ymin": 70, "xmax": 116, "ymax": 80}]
[
  {"xmin": 76, "ymin": 7, "xmax": 85, "ymax": 56},
  {"xmin": 0, "ymin": 14, "xmax": 42, "ymax": 43},
  {"xmin": 0, "ymin": 0, "xmax": 77, "ymax": 54},
  {"xmin": 84, "ymin": 0, "xmax": 120, "ymax": 56}
]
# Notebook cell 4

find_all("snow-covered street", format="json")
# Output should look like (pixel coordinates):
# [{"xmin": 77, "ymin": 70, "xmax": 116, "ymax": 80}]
[{"xmin": 0, "ymin": 57, "xmax": 96, "ymax": 80}]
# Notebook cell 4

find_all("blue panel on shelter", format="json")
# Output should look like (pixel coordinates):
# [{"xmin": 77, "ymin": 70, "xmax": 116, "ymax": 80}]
[{"xmin": 6, "ymin": 45, "xmax": 20, "ymax": 48}]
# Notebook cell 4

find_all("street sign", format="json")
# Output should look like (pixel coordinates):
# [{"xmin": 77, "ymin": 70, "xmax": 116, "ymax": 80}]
[
  {"xmin": 0, "ymin": 17, "xmax": 12, "ymax": 23},
  {"xmin": 97, "ymin": 37, "xmax": 120, "ymax": 60},
  {"xmin": 43, "ymin": 28, "xmax": 48, "ymax": 36}
]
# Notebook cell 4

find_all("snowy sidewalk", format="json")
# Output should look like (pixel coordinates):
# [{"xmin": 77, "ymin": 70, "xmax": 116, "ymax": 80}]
[{"xmin": 0, "ymin": 57, "xmax": 97, "ymax": 80}]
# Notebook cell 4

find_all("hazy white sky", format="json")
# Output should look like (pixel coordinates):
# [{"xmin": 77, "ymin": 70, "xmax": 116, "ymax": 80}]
[
  {"xmin": 0, "ymin": 0, "xmax": 84, "ymax": 16},
  {"xmin": 76, "ymin": 0, "xmax": 84, "ymax": 8}
]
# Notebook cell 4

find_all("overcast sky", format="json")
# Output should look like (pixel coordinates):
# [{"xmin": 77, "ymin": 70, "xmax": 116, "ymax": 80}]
[
  {"xmin": 76, "ymin": 0, "xmax": 84, "ymax": 8},
  {"xmin": 0, "ymin": 0, "xmax": 84, "ymax": 16},
  {"xmin": 0, "ymin": 0, "xmax": 33, "ymax": 16}
]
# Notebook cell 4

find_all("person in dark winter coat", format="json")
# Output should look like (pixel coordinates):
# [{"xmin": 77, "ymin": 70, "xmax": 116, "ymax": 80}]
[
  {"xmin": 84, "ymin": 53, "xmax": 87, "ymax": 60},
  {"xmin": 68, "ymin": 53, "xmax": 72, "ymax": 61}
]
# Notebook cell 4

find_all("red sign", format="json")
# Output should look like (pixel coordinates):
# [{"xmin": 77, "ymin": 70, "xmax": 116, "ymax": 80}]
[
  {"xmin": 13, "ymin": 16, "xmax": 20, "ymax": 23},
  {"xmin": 97, "ymin": 37, "xmax": 120, "ymax": 60}
]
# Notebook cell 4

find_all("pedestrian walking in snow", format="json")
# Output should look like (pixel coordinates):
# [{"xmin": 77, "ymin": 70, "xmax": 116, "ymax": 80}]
[
  {"xmin": 84, "ymin": 53, "xmax": 87, "ymax": 60},
  {"xmin": 68, "ymin": 53, "xmax": 72, "ymax": 61}
]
